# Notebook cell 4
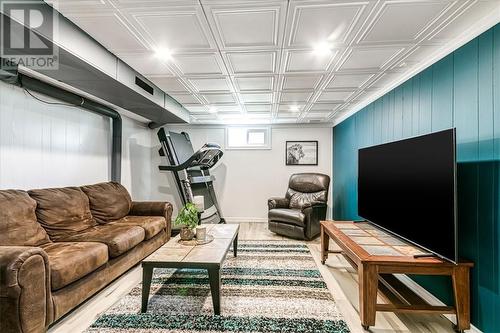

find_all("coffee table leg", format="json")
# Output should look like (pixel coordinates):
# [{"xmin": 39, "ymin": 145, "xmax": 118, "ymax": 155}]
[
  {"xmin": 208, "ymin": 265, "xmax": 221, "ymax": 315},
  {"xmin": 233, "ymin": 234, "xmax": 238, "ymax": 257},
  {"xmin": 141, "ymin": 266, "xmax": 153, "ymax": 313}
]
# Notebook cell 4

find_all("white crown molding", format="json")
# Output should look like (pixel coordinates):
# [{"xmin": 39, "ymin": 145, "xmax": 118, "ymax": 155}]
[{"xmin": 333, "ymin": 9, "xmax": 500, "ymax": 126}]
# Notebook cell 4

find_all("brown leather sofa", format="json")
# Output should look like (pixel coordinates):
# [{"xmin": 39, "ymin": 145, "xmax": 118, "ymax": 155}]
[
  {"xmin": 268, "ymin": 173, "xmax": 330, "ymax": 240},
  {"xmin": 0, "ymin": 182, "xmax": 172, "ymax": 333}
]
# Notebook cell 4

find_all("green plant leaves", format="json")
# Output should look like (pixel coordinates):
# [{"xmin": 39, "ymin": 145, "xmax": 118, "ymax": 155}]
[{"xmin": 174, "ymin": 202, "xmax": 199, "ymax": 229}]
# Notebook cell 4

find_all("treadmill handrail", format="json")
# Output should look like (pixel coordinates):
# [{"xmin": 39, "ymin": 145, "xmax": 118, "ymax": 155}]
[{"xmin": 158, "ymin": 144, "xmax": 223, "ymax": 171}]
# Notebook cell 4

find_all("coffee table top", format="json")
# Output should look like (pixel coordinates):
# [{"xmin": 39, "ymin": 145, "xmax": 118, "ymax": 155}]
[{"xmin": 143, "ymin": 224, "xmax": 239, "ymax": 266}]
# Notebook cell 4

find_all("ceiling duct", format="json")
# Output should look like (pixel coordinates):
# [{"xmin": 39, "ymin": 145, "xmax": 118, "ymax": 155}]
[{"xmin": 0, "ymin": 2, "xmax": 189, "ymax": 128}]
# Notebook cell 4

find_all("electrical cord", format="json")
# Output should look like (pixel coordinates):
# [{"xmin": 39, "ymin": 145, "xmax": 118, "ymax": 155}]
[{"xmin": 23, "ymin": 87, "xmax": 84, "ymax": 107}]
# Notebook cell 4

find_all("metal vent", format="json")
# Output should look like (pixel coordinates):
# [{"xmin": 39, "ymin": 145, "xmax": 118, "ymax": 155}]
[{"xmin": 135, "ymin": 76, "xmax": 154, "ymax": 95}]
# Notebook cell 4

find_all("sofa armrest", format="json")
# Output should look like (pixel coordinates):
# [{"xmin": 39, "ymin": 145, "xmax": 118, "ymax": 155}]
[
  {"xmin": 0, "ymin": 246, "xmax": 52, "ymax": 333},
  {"xmin": 268, "ymin": 197, "xmax": 289, "ymax": 210},
  {"xmin": 130, "ymin": 201, "xmax": 173, "ymax": 236}
]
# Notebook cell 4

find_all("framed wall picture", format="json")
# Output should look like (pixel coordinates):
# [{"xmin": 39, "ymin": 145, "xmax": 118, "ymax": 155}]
[{"xmin": 286, "ymin": 141, "xmax": 318, "ymax": 165}]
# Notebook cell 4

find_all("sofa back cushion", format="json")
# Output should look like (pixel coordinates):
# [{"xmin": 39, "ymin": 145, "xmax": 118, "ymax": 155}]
[
  {"xmin": 80, "ymin": 182, "xmax": 132, "ymax": 223},
  {"xmin": 28, "ymin": 187, "xmax": 96, "ymax": 240},
  {"xmin": 0, "ymin": 190, "xmax": 51, "ymax": 246}
]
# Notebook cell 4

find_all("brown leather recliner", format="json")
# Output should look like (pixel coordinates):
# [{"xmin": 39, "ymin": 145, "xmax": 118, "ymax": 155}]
[{"xmin": 268, "ymin": 173, "xmax": 330, "ymax": 240}]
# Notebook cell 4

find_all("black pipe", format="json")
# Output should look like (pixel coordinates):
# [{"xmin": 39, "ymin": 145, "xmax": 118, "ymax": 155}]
[{"xmin": 18, "ymin": 74, "xmax": 122, "ymax": 182}]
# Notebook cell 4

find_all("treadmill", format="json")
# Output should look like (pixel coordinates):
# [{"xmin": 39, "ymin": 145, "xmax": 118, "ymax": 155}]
[{"xmin": 157, "ymin": 128, "xmax": 225, "ymax": 224}]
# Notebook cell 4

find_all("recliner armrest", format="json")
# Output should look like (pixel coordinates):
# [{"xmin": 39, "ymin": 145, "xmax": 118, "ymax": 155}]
[
  {"xmin": 129, "ymin": 201, "xmax": 173, "ymax": 236},
  {"xmin": 302, "ymin": 204, "xmax": 328, "ymax": 240},
  {"xmin": 299, "ymin": 201, "xmax": 327, "ymax": 211},
  {"xmin": 0, "ymin": 246, "xmax": 52, "ymax": 333},
  {"xmin": 268, "ymin": 197, "xmax": 289, "ymax": 210}
]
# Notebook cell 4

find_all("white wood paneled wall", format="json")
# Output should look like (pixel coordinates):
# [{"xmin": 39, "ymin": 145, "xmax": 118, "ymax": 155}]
[
  {"xmin": 0, "ymin": 80, "xmax": 153, "ymax": 200},
  {"xmin": 150, "ymin": 125, "xmax": 332, "ymax": 221}
]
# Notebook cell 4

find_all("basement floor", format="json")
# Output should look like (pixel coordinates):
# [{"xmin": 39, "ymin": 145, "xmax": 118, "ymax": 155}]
[{"xmin": 48, "ymin": 222, "xmax": 457, "ymax": 333}]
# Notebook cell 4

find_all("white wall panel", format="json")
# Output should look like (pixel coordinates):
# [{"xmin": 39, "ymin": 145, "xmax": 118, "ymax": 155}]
[
  {"xmin": 0, "ymin": 80, "xmax": 152, "ymax": 200},
  {"xmin": 150, "ymin": 125, "xmax": 332, "ymax": 222}
]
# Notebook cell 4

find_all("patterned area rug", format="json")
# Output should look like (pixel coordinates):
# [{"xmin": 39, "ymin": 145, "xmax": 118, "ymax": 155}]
[{"xmin": 86, "ymin": 241, "xmax": 350, "ymax": 333}]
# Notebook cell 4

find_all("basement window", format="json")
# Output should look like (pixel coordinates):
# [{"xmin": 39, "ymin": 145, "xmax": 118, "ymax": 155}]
[{"xmin": 226, "ymin": 126, "xmax": 271, "ymax": 150}]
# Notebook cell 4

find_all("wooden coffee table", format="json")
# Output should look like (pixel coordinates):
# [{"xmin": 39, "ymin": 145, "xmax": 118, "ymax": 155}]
[{"xmin": 141, "ymin": 224, "xmax": 239, "ymax": 315}]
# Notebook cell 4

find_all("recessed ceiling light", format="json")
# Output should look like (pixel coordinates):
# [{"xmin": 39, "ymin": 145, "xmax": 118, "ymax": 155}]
[
  {"xmin": 313, "ymin": 41, "xmax": 333, "ymax": 56},
  {"xmin": 208, "ymin": 106, "xmax": 218, "ymax": 114},
  {"xmin": 289, "ymin": 105, "xmax": 300, "ymax": 112},
  {"xmin": 154, "ymin": 47, "xmax": 172, "ymax": 60}
]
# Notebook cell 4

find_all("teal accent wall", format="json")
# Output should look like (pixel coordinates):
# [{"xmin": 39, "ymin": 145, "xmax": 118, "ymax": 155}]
[{"xmin": 332, "ymin": 24, "xmax": 500, "ymax": 332}]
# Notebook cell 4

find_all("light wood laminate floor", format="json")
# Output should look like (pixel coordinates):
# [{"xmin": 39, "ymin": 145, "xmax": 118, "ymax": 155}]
[{"xmin": 49, "ymin": 222, "xmax": 459, "ymax": 333}]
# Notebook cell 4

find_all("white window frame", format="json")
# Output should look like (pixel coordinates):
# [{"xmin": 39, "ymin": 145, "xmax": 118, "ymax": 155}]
[{"xmin": 225, "ymin": 126, "xmax": 272, "ymax": 150}]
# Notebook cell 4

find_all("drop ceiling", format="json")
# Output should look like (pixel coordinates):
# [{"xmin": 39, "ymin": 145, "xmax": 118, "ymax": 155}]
[{"xmin": 53, "ymin": 0, "xmax": 500, "ymax": 125}]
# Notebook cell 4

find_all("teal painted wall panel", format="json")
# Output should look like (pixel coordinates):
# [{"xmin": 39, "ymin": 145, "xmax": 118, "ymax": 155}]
[
  {"xmin": 431, "ymin": 56, "xmax": 453, "ymax": 131},
  {"xmin": 332, "ymin": 23, "xmax": 500, "ymax": 332},
  {"xmin": 394, "ymin": 87, "xmax": 403, "ymax": 140},
  {"xmin": 402, "ymin": 80, "xmax": 413, "ymax": 137}
]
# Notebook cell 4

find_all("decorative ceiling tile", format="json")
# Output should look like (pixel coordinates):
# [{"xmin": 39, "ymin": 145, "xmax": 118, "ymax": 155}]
[
  {"xmin": 214, "ymin": 10, "xmax": 277, "ymax": 48},
  {"xmin": 245, "ymin": 104, "xmax": 273, "ymax": 112},
  {"xmin": 170, "ymin": 94, "xmax": 201, "ymax": 104},
  {"xmin": 234, "ymin": 77, "xmax": 274, "ymax": 91},
  {"xmin": 282, "ymin": 75, "xmax": 322, "ymax": 90},
  {"xmin": 309, "ymin": 103, "xmax": 341, "ymax": 112},
  {"xmin": 66, "ymin": 14, "xmax": 147, "ymax": 52},
  {"xmin": 360, "ymin": 1, "xmax": 449, "ymax": 43},
  {"xmin": 120, "ymin": 54, "xmax": 172, "ymax": 76},
  {"xmin": 135, "ymin": 13, "xmax": 211, "ymax": 50},
  {"xmin": 189, "ymin": 78, "xmax": 231, "ymax": 92},
  {"xmin": 280, "ymin": 91, "xmax": 313, "ymax": 103},
  {"xmin": 286, "ymin": 50, "xmax": 335, "ymax": 72},
  {"xmin": 327, "ymin": 73, "xmax": 374, "ymax": 89},
  {"xmin": 290, "ymin": 3, "xmax": 363, "ymax": 46},
  {"xmin": 339, "ymin": 47, "xmax": 403, "ymax": 71},
  {"xmin": 227, "ymin": 52, "xmax": 275, "ymax": 74},
  {"xmin": 203, "ymin": 94, "xmax": 236, "ymax": 104},
  {"xmin": 240, "ymin": 93, "xmax": 273, "ymax": 104},
  {"xmin": 148, "ymin": 77, "xmax": 189, "ymax": 93},
  {"xmin": 174, "ymin": 54, "xmax": 224, "ymax": 75},
  {"xmin": 318, "ymin": 90, "xmax": 355, "ymax": 102}
]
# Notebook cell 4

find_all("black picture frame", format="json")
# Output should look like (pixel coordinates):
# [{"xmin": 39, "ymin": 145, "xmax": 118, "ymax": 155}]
[{"xmin": 285, "ymin": 141, "xmax": 318, "ymax": 166}]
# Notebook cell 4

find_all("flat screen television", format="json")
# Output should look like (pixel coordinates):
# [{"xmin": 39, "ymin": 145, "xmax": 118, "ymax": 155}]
[{"xmin": 358, "ymin": 128, "xmax": 457, "ymax": 263}]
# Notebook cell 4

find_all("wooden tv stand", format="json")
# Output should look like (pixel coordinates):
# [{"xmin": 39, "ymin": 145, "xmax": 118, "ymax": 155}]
[{"xmin": 320, "ymin": 220, "xmax": 473, "ymax": 332}]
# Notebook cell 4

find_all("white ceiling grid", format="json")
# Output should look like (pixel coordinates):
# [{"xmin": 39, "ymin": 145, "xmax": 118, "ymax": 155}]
[{"xmin": 55, "ymin": 0, "xmax": 500, "ymax": 124}]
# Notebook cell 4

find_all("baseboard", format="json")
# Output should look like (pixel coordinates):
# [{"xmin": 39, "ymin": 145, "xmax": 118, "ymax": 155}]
[
  {"xmin": 396, "ymin": 274, "xmax": 482, "ymax": 333},
  {"xmin": 224, "ymin": 217, "xmax": 268, "ymax": 223}
]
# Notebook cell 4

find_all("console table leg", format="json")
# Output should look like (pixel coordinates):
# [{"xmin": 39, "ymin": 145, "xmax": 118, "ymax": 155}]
[
  {"xmin": 208, "ymin": 265, "xmax": 221, "ymax": 315},
  {"xmin": 141, "ymin": 266, "xmax": 153, "ymax": 313},
  {"xmin": 321, "ymin": 225, "xmax": 329, "ymax": 264},
  {"xmin": 358, "ymin": 263, "xmax": 378, "ymax": 328},
  {"xmin": 452, "ymin": 266, "xmax": 471, "ymax": 331}
]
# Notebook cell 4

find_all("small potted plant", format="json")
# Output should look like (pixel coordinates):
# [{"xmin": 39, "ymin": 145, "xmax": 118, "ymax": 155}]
[{"xmin": 174, "ymin": 202, "xmax": 199, "ymax": 241}]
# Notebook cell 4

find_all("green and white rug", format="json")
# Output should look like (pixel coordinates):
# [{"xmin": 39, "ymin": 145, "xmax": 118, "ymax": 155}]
[{"xmin": 86, "ymin": 241, "xmax": 350, "ymax": 333}]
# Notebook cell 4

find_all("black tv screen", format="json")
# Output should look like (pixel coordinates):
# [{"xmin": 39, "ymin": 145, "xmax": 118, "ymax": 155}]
[{"xmin": 358, "ymin": 129, "xmax": 457, "ymax": 262}]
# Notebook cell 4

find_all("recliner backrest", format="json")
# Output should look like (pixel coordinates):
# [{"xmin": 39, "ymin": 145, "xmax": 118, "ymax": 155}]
[{"xmin": 285, "ymin": 173, "xmax": 330, "ymax": 210}]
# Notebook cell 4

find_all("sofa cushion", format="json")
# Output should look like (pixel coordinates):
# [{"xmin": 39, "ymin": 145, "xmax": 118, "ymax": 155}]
[
  {"xmin": 28, "ymin": 187, "xmax": 96, "ymax": 240},
  {"xmin": 268, "ymin": 208, "xmax": 305, "ymax": 227},
  {"xmin": 81, "ymin": 182, "xmax": 132, "ymax": 223},
  {"xmin": 58, "ymin": 224, "xmax": 145, "ymax": 258},
  {"xmin": 41, "ymin": 242, "xmax": 108, "ymax": 290},
  {"xmin": 0, "ymin": 190, "xmax": 51, "ymax": 246},
  {"xmin": 111, "ymin": 216, "xmax": 166, "ymax": 240}
]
